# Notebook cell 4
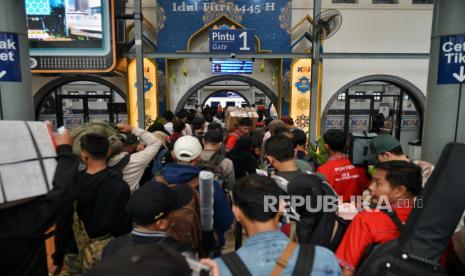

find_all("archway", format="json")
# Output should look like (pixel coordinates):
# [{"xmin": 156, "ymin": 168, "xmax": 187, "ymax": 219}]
[
  {"xmin": 321, "ymin": 74, "xmax": 426, "ymax": 151},
  {"xmin": 34, "ymin": 75, "xmax": 127, "ymax": 128},
  {"xmin": 175, "ymin": 75, "xmax": 278, "ymax": 113}
]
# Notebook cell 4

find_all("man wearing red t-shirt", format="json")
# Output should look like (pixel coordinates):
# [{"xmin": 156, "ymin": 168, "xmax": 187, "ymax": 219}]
[
  {"xmin": 336, "ymin": 161, "xmax": 422, "ymax": 275},
  {"xmin": 225, "ymin": 117, "xmax": 253, "ymax": 152},
  {"xmin": 317, "ymin": 129, "xmax": 369, "ymax": 202}
]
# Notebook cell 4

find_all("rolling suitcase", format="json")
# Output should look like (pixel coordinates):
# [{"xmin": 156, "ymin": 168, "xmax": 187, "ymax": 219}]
[{"xmin": 357, "ymin": 143, "xmax": 465, "ymax": 275}]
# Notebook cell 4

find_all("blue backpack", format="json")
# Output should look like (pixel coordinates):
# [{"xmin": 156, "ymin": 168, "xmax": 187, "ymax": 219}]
[{"xmin": 151, "ymin": 147, "xmax": 169, "ymax": 176}]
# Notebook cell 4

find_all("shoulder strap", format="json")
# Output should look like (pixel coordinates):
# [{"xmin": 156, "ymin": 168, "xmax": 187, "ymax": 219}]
[
  {"xmin": 292, "ymin": 244, "xmax": 315, "ymax": 276},
  {"xmin": 221, "ymin": 252, "xmax": 253, "ymax": 276},
  {"xmin": 381, "ymin": 209, "xmax": 405, "ymax": 233},
  {"xmin": 111, "ymin": 154, "xmax": 131, "ymax": 172},
  {"xmin": 271, "ymin": 241, "xmax": 298, "ymax": 276},
  {"xmin": 72, "ymin": 201, "xmax": 91, "ymax": 251},
  {"xmin": 209, "ymin": 151, "xmax": 225, "ymax": 165}
]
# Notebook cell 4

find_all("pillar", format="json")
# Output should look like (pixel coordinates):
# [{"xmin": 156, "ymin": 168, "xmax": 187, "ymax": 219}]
[
  {"xmin": 0, "ymin": 0, "xmax": 34, "ymax": 120},
  {"xmin": 422, "ymin": 0, "xmax": 465, "ymax": 163}
]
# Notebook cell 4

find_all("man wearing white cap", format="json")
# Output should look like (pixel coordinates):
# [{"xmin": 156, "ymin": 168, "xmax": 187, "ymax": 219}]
[{"xmin": 155, "ymin": 136, "xmax": 234, "ymax": 251}]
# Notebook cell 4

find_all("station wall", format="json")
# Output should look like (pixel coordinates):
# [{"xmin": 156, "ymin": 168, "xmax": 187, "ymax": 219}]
[{"xmin": 31, "ymin": 0, "xmax": 434, "ymax": 121}]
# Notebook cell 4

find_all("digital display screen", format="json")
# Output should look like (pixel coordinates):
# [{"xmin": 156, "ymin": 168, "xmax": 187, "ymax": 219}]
[
  {"xmin": 26, "ymin": 0, "xmax": 110, "ymax": 55},
  {"xmin": 211, "ymin": 59, "xmax": 253, "ymax": 74}
]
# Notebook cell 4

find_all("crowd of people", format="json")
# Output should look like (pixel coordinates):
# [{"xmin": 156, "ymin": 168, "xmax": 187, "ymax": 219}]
[{"xmin": 1, "ymin": 105, "xmax": 464, "ymax": 276}]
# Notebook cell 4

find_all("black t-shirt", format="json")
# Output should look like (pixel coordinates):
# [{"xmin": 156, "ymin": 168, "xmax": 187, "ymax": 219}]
[{"xmin": 102, "ymin": 230, "xmax": 195, "ymax": 259}]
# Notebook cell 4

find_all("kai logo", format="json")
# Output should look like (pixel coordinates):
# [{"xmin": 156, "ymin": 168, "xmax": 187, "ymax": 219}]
[
  {"xmin": 134, "ymin": 77, "xmax": 153, "ymax": 93},
  {"xmin": 297, "ymin": 66, "xmax": 311, "ymax": 73},
  {"xmin": 295, "ymin": 76, "xmax": 311, "ymax": 93}
]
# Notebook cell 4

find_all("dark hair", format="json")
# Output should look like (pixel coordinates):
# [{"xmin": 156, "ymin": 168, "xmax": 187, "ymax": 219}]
[
  {"xmin": 192, "ymin": 117, "xmax": 205, "ymax": 130},
  {"xmin": 204, "ymin": 113, "xmax": 213, "ymax": 123},
  {"xmin": 80, "ymin": 133, "xmax": 109, "ymax": 160},
  {"xmin": 147, "ymin": 121, "xmax": 166, "ymax": 133},
  {"xmin": 239, "ymin": 117, "xmax": 253, "ymax": 127},
  {"xmin": 291, "ymin": 129, "xmax": 307, "ymax": 148},
  {"xmin": 376, "ymin": 161, "xmax": 422, "ymax": 196},
  {"xmin": 265, "ymin": 135, "xmax": 294, "ymax": 162},
  {"xmin": 274, "ymin": 126, "xmax": 290, "ymax": 137},
  {"xmin": 233, "ymin": 175, "xmax": 282, "ymax": 222},
  {"xmin": 264, "ymin": 117, "xmax": 273, "ymax": 127},
  {"xmin": 176, "ymin": 109, "xmax": 188, "ymax": 120},
  {"xmin": 172, "ymin": 119, "xmax": 185, "ymax": 133},
  {"xmin": 208, "ymin": 122, "xmax": 222, "ymax": 132},
  {"xmin": 387, "ymin": 145, "xmax": 404, "ymax": 156},
  {"xmin": 323, "ymin": 129, "xmax": 346, "ymax": 152},
  {"xmin": 186, "ymin": 112, "xmax": 195, "ymax": 124},
  {"xmin": 163, "ymin": 111, "xmax": 174, "ymax": 122}
]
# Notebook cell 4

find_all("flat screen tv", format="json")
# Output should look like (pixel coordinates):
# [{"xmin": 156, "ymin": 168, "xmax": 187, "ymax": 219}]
[{"xmin": 25, "ymin": 0, "xmax": 115, "ymax": 72}]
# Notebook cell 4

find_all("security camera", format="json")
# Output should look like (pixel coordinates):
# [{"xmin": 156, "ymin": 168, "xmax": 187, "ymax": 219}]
[{"xmin": 230, "ymin": 53, "xmax": 236, "ymax": 59}]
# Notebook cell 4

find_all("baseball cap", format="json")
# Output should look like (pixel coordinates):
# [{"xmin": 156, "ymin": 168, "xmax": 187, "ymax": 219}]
[
  {"xmin": 125, "ymin": 181, "xmax": 193, "ymax": 225},
  {"xmin": 87, "ymin": 244, "xmax": 191, "ymax": 276},
  {"xmin": 204, "ymin": 130, "xmax": 223, "ymax": 144},
  {"xmin": 173, "ymin": 135, "xmax": 203, "ymax": 162},
  {"xmin": 366, "ymin": 135, "xmax": 401, "ymax": 163}
]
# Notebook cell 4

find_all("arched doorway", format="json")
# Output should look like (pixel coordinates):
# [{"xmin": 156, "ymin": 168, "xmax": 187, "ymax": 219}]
[
  {"xmin": 175, "ymin": 75, "xmax": 278, "ymax": 113},
  {"xmin": 321, "ymin": 75, "xmax": 426, "ymax": 151},
  {"xmin": 34, "ymin": 75, "xmax": 127, "ymax": 129}
]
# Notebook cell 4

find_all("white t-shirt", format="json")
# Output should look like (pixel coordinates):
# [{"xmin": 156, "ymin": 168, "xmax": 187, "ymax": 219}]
[{"xmin": 164, "ymin": 122, "xmax": 173, "ymax": 134}]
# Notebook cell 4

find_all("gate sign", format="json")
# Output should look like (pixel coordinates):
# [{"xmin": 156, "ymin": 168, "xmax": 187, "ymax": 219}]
[
  {"xmin": 438, "ymin": 34, "xmax": 465, "ymax": 84},
  {"xmin": 0, "ymin": 32, "xmax": 21, "ymax": 82},
  {"xmin": 209, "ymin": 29, "xmax": 255, "ymax": 53}
]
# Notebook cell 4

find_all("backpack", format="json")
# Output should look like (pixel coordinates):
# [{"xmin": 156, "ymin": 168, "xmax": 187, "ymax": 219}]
[
  {"xmin": 70, "ymin": 121, "xmax": 118, "ymax": 155},
  {"xmin": 356, "ymin": 209, "xmax": 405, "ymax": 271},
  {"xmin": 151, "ymin": 147, "xmax": 169, "ymax": 176},
  {"xmin": 274, "ymin": 172, "xmax": 348, "ymax": 251},
  {"xmin": 61, "ymin": 203, "xmax": 114, "ymax": 275},
  {"xmin": 155, "ymin": 176, "xmax": 202, "ymax": 251},
  {"xmin": 356, "ymin": 239, "xmax": 446, "ymax": 276},
  {"xmin": 72, "ymin": 203, "xmax": 113, "ymax": 273},
  {"xmin": 198, "ymin": 151, "xmax": 228, "ymax": 189},
  {"xmin": 221, "ymin": 242, "xmax": 315, "ymax": 276}
]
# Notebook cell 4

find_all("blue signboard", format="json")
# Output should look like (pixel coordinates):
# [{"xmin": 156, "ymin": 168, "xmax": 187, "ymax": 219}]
[
  {"xmin": 156, "ymin": 0, "xmax": 291, "ymax": 54},
  {"xmin": 0, "ymin": 32, "xmax": 21, "ymax": 82},
  {"xmin": 438, "ymin": 34, "xmax": 465, "ymax": 85},
  {"xmin": 209, "ymin": 29, "xmax": 255, "ymax": 53}
]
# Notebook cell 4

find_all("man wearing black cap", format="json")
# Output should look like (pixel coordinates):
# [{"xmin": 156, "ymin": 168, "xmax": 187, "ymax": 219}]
[
  {"xmin": 368, "ymin": 134, "xmax": 434, "ymax": 185},
  {"xmin": 200, "ymin": 130, "xmax": 235, "ymax": 189},
  {"xmin": 102, "ymin": 181, "xmax": 195, "ymax": 258}
]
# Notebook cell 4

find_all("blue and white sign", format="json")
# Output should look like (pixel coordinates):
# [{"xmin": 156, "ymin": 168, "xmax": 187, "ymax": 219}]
[
  {"xmin": 0, "ymin": 32, "xmax": 21, "ymax": 82},
  {"xmin": 156, "ymin": 1, "xmax": 292, "ymax": 54},
  {"xmin": 438, "ymin": 34, "xmax": 465, "ymax": 84},
  {"xmin": 209, "ymin": 29, "xmax": 255, "ymax": 53}
]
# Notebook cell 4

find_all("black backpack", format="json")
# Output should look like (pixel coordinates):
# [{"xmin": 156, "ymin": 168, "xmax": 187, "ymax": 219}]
[
  {"xmin": 356, "ymin": 209, "xmax": 406, "ymax": 272},
  {"xmin": 286, "ymin": 173, "xmax": 348, "ymax": 251}
]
